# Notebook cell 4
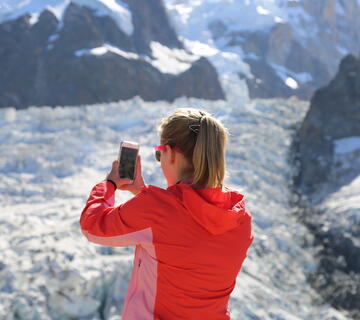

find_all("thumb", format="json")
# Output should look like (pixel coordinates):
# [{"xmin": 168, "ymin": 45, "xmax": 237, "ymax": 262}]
[{"xmin": 112, "ymin": 160, "xmax": 119, "ymax": 169}]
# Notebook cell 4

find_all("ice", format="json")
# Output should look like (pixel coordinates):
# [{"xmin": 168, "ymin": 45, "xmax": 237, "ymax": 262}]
[
  {"xmin": 313, "ymin": 174, "xmax": 360, "ymax": 243},
  {"xmin": 334, "ymin": 136, "xmax": 360, "ymax": 155}
]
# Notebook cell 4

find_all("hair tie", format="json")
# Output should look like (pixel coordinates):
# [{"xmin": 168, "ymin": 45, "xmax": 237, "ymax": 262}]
[
  {"xmin": 189, "ymin": 114, "xmax": 207, "ymax": 134},
  {"xmin": 189, "ymin": 114, "xmax": 206, "ymax": 133},
  {"xmin": 189, "ymin": 124, "xmax": 200, "ymax": 134}
]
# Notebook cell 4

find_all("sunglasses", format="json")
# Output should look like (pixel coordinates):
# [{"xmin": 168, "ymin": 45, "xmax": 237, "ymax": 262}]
[{"xmin": 154, "ymin": 144, "xmax": 183, "ymax": 162}]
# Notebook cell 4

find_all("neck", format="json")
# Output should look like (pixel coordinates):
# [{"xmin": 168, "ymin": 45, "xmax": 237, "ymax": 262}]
[{"xmin": 175, "ymin": 172, "xmax": 194, "ymax": 184}]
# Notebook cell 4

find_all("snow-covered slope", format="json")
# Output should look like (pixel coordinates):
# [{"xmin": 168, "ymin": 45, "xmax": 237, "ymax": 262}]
[
  {"xmin": 2, "ymin": 0, "xmax": 359, "ymax": 101},
  {"xmin": 0, "ymin": 90, "xmax": 354, "ymax": 319},
  {"xmin": 165, "ymin": 0, "xmax": 307, "ymax": 39},
  {"xmin": 164, "ymin": 0, "xmax": 360, "ymax": 99}
]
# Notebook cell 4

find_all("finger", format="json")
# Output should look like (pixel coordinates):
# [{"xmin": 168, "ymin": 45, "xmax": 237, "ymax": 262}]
[{"xmin": 135, "ymin": 155, "xmax": 141, "ymax": 178}]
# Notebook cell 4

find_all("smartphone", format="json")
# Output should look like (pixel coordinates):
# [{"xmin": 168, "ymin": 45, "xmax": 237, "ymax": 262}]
[{"xmin": 118, "ymin": 141, "xmax": 139, "ymax": 181}]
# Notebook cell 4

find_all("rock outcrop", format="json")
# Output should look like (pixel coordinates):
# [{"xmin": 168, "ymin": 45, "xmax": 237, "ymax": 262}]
[
  {"xmin": 124, "ymin": 0, "xmax": 183, "ymax": 55},
  {"xmin": 295, "ymin": 54, "xmax": 360, "ymax": 199},
  {"xmin": 0, "ymin": 1, "xmax": 225, "ymax": 109},
  {"xmin": 292, "ymin": 54, "xmax": 360, "ymax": 319}
]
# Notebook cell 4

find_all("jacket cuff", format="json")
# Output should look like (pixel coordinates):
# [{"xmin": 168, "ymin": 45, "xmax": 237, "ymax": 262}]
[{"xmin": 105, "ymin": 179, "xmax": 117, "ymax": 191}]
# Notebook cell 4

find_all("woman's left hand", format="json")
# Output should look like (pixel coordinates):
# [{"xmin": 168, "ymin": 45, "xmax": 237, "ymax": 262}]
[{"xmin": 106, "ymin": 155, "xmax": 146, "ymax": 195}]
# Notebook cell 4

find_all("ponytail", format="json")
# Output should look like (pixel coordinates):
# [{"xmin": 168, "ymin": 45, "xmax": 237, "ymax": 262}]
[
  {"xmin": 158, "ymin": 108, "xmax": 229, "ymax": 189},
  {"xmin": 192, "ymin": 114, "xmax": 228, "ymax": 188}
]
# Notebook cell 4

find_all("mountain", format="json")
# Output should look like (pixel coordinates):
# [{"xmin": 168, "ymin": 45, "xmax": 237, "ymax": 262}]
[
  {"xmin": 292, "ymin": 54, "xmax": 360, "ymax": 319},
  {"xmin": 0, "ymin": 0, "xmax": 225, "ymax": 109},
  {"xmin": 164, "ymin": 0, "xmax": 360, "ymax": 100},
  {"xmin": 2, "ymin": 0, "xmax": 360, "ymax": 109}
]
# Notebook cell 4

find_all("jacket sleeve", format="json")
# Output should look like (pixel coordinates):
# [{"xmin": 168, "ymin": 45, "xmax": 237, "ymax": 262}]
[{"xmin": 79, "ymin": 181, "xmax": 156, "ymax": 247}]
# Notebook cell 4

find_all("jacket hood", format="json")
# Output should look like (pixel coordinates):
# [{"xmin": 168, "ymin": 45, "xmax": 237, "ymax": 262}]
[{"xmin": 169, "ymin": 182, "xmax": 251, "ymax": 235}]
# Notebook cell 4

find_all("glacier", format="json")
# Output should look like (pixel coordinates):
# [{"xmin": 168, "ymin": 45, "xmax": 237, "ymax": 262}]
[{"xmin": 0, "ymin": 90, "xmax": 355, "ymax": 319}]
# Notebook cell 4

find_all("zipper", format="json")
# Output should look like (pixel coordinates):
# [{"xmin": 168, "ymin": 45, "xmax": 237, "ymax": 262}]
[
  {"xmin": 122, "ymin": 247, "xmax": 142, "ymax": 317},
  {"xmin": 135, "ymin": 250, "xmax": 142, "ymax": 289},
  {"xmin": 132, "ymin": 248, "xmax": 141, "ymax": 292}
]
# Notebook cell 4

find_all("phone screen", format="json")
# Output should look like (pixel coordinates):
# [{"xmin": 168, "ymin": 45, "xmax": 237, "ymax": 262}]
[{"xmin": 119, "ymin": 146, "xmax": 138, "ymax": 179}]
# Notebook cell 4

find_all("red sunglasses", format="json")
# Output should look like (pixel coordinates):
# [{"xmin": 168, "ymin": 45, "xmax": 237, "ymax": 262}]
[{"xmin": 154, "ymin": 144, "xmax": 183, "ymax": 162}]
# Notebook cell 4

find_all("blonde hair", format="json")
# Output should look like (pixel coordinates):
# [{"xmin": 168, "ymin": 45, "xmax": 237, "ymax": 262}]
[{"xmin": 158, "ymin": 108, "xmax": 229, "ymax": 189}]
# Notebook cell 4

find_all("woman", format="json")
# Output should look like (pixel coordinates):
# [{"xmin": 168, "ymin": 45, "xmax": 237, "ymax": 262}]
[{"xmin": 80, "ymin": 108, "xmax": 254, "ymax": 319}]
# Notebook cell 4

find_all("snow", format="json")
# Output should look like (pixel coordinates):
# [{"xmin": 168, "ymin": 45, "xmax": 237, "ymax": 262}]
[
  {"xmin": 28, "ymin": 11, "xmax": 40, "ymax": 24},
  {"xmin": 0, "ymin": 0, "xmax": 70, "ymax": 25},
  {"xmin": 74, "ymin": 43, "xmax": 139, "ymax": 59},
  {"xmin": 0, "ymin": 0, "xmax": 133, "ymax": 35},
  {"xmin": 271, "ymin": 62, "xmax": 313, "ymax": 87},
  {"xmin": 334, "ymin": 136, "xmax": 360, "ymax": 155},
  {"xmin": 46, "ymin": 0, "xmax": 71, "ymax": 21},
  {"xmin": 295, "ymin": 72, "xmax": 313, "ymax": 83},
  {"xmin": 314, "ymin": 174, "xmax": 360, "ymax": 245},
  {"xmin": 164, "ymin": 0, "xmax": 311, "ymax": 39},
  {"xmin": 146, "ymin": 41, "xmax": 199, "ymax": 74},
  {"xmin": 73, "ymin": 41, "xmax": 201, "ymax": 75},
  {"xmin": 74, "ymin": 0, "xmax": 133, "ymax": 35},
  {"xmin": 163, "ymin": 0, "xmax": 311, "ymax": 104},
  {"xmin": 163, "ymin": 0, "xmax": 330, "ymax": 97},
  {"xmin": 257, "ymin": 5, "xmax": 270, "ymax": 15},
  {"xmin": 285, "ymin": 77, "xmax": 299, "ymax": 89}
]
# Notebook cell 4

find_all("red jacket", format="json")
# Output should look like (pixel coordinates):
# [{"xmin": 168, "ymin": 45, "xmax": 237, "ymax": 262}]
[{"xmin": 80, "ymin": 180, "xmax": 254, "ymax": 320}]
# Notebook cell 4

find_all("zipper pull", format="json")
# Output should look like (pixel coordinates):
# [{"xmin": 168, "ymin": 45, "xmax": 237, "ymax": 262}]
[{"xmin": 138, "ymin": 259, "xmax": 141, "ymax": 267}]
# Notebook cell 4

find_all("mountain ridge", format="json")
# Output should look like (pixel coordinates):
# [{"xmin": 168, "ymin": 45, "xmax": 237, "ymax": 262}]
[{"xmin": 0, "ymin": 0, "xmax": 225, "ymax": 109}]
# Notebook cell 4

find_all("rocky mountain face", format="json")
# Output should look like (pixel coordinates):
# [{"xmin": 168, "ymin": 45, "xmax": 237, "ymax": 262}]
[
  {"xmin": 125, "ymin": 0, "xmax": 182, "ymax": 55},
  {"xmin": 295, "ymin": 54, "xmax": 360, "ymax": 198},
  {"xmin": 292, "ymin": 54, "xmax": 360, "ymax": 319},
  {"xmin": 208, "ymin": 0, "xmax": 360, "ymax": 100},
  {"xmin": 0, "ymin": 1, "xmax": 225, "ymax": 109}
]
